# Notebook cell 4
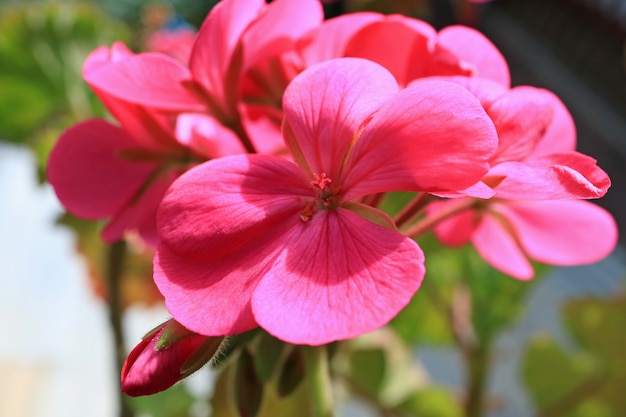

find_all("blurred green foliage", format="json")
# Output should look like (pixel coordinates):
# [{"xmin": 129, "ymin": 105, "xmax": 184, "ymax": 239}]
[
  {"xmin": 523, "ymin": 293, "xmax": 626, "ymax": 417},
  {"xmin": 0, "ymin": 1, "xmax": 131, "ymax": 175}
]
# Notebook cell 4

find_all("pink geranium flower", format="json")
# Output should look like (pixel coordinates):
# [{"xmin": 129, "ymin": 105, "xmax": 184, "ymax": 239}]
[
  {"xmin": 342, "ymin": 14, "xmax": 510, "ymax": 87},
  {"xmin": 153, "ymin": 58, "xmax": 498, "ymax": 345},
  {"xmin": 48, "ymin": 43, "xmax": 245, "ymax": 245},
  {"xmin": 427, "ymin": 78, "xmax": 617, "ymax": 279},
  {"xmin": 85, "ymin": 0, "xmax": 324, "ymax": 155}
]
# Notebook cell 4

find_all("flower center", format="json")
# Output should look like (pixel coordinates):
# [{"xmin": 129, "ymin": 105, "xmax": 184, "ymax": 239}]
[
  {"xmin": 300, "ymin": 172, "xmax": 339, "ymax": 222},
  {"xmin": 310, "ymin": 172, "xmax": 338, "ymax": 208}
]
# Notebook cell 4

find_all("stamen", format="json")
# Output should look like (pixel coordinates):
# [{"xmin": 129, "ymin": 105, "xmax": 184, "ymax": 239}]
[
  {"xmin": 300, "ymin": 201, "xmax": 316, "ymax": 222},
  {"xmin": 307, "ymin": 172, "xmax": 340, "ymax": 211},
  {"xmin": 310, "ymin": 172, "xmax": 332, "ymax": 190}
]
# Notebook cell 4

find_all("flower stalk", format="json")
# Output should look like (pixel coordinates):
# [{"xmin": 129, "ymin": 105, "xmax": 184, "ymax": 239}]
[{"xmin": 303, "ymin": 345, "xmax": 334, "ymax": 417}]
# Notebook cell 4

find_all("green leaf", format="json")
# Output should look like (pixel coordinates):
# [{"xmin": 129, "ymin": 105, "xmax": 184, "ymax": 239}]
[
  {"xmin": 523, "ymin": 292, "xmax": 626, "ymax": 416},
  {"xmin": 341, "ymin": 329, "xmax": 429, "ymax": 409},
  {"xmin": 394, "ymin": 386, "xmax": 463, "ymax": 417},
  {"xmin": 522, "ymin": 335, "xmax": 600, "ymax": 411},
  {"xmin": 127, "ymin": 384, "xmax": 196, "ymax": 417},
  {"xmin": 0, "ymin": 1, "xmax": 130, "ymax": 156},
  {"xmin": 211, "ymin": 354, "xmax": 313, "ymax": 417},
  {"xmin": 348, "ymin": 348, "xmax": 386, "ymax": 396}
]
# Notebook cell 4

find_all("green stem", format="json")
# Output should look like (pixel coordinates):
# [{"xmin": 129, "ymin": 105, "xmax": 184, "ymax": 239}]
[
  {"xmin": 303, "ymin": 345, "xmax": 334, "ymax": 417},
  {"xmin": 464, "ymin": 344, "xmax": 489, "ymax": 417},
  {"xmin": 106, "ymin": 240, "xmax": 134, "ymax": 417},
  {"xmin": 450, "ymin": 284, "xmax": 488, "ymax": 417}
]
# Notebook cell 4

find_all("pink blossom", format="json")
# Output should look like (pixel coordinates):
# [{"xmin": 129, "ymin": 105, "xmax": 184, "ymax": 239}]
[
  {"xmin": 121, "ymin": 319, "xmax": 224, "ymax": 396},
  {"xmin": 428, "ymin": 78, "xmax": 616, "ymax": 279},
  {"xmin": 84, "ymin": 0, "xmax": 324, "ymax": 154},
  {"xmin": 48, "ymin": 43, "xmax": 245, "ymax": 245},
  {"xmin": 341, "ymin": 14, "xmax": 510, "ymax": 87},
  {"xmin": 153, "ymin": 58, "xmax": 498, "ymax": 345}
]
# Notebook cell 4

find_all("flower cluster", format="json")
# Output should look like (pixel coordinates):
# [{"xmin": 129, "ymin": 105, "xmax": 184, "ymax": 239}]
[{"xmin": 47, "ymin": 0, "xmax": 617, "ymax": 396}]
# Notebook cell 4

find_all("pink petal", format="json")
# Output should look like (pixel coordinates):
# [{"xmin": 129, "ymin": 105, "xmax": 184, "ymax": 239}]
[
  {"xmin": 472, "ymin": 211, "xmax": 535, "ymax": 280},
  {"xmin": 189, "ymin": 0, "xmax": 265, "ymax": 110},
  {"xmin": 489, "ymin": 152, "xmax": 610, "ymax": 200},
  {"xmin": 154, "ymin": 243, "xmax": 262, "ymax": 336},
  {"xmin": 430, "ymin": 202, "xmax": 478, "ymax": 246},
  {"xmin": 102, "ymin": 169, "xmax": 180, "ymax": 246},
  {"xmin": 298, "ymin": 12, "xmax": 383, "ymax": 67},
  {"xmin": 487, "ymin": 86, "xmax": 555, "ymax": 164},
  {"xmin": 435, "ymin": 26, "xmax": 510, "ymax": 87},
  {"xmin": 157, "ymin": 154, "xmax": 311, "ymax": 260},
  {"xmin": 424, "ymin": 75, "xmax": 507, "ymax": 107},
  {"xmin": 85, "ymin": 52, "xmax": 203, "ymax": 111},
  {"xmin": 527, "ymin": 90, "xmax": 577, "ymax": 157},
  {"xmin": 47, "ymin": 119, "xmax": 159, "ymax": 219},
  {"xmin": 238, "ymin": 103, "xmax": 287, "ymax": 155},
  {"xmin": 251, "ymin": 209, "xmax": 425, "ymax": 345},
  {"xmin": 175, "ymin": 113, "xmax": 246, "ymax": 158},
  {"xmin": 282, "ymin": 58, "xmax": 398, "ymax": 179},
  {"xmin": 342, "ymin": 79, "xmax": 497, "ymax": 201},
  {"xmin": 344, "ymin": 18, "xmax": 435, "ymax": 86},
  {"xmin": 501, "ymin": 200, "xmax": 618, "ymax": 266},
  {"xmin": 82, "ymin": 42, "xmax": 134, "ymax": 75},
  {"xmin": 241, "ymin": 0, "xmax": 323, "ymax": 71},
  {"xmin": 144, "ymin": 28, "xmax": 197, "ymax": 64},
  {"xmin": 83, "ymin": 44, "xmax": 183, "ymax": 152}
]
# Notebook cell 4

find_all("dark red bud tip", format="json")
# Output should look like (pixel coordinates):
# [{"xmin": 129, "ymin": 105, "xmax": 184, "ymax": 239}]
[{"xmin": 121, "ymin": 319, "xmax": 222, "ymax": 397}]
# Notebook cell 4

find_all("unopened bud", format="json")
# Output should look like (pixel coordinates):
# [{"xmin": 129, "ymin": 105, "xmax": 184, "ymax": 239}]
[{"xmin": 121, "ymin": 318, "xmax": 225, "ymax": 396}]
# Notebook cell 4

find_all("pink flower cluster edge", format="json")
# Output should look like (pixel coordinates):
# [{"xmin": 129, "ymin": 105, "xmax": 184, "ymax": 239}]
[{"xmin": 45, "ymin": 0, "xmax": 617, "ymax": 395}]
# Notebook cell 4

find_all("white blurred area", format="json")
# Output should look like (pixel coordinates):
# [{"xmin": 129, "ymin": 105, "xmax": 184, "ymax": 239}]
[{"xmin": 0, "ymin": 143, "xmax": 168, "ymax": 417}]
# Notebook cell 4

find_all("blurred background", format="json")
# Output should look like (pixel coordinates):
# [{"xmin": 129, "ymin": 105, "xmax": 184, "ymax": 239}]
[{"xmin": 1, "ymin": 0, "xmax": 625, "ymax": 416}]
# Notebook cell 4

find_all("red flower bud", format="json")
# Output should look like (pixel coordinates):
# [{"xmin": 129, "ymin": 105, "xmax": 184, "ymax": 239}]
[{"xmin": 121, "ymin": 318, "xmax": 224, "ymax": 396}]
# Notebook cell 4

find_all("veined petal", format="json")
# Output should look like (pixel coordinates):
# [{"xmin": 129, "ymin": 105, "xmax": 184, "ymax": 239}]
[
  {"xmin": 472, "ymin": 212, "xmax": 534, "ymax": 280},
  {"xmin": 490, "ymin": 152, "xmax": 610, "ymax": 200},
  {"xmin": 190, "ymin": 0, "xmax": 264, "ymax": 108},
  {"xmin": 85, "ymin": 52, "xmax": 203, "ymax": 111},
  {"xmin": 342, "ymin": 79, "xmax": 497, "ymax": 201},
  {"xmin": 282, "ymin": 58, "xmax": 398, "ymax": 179},
  {"xmin": 241, "ymin": 0, "xmax": 323, "ymax": 71},
  {"xmin": 251, "ymin": 209, "xmax": 425, "ymax": 345},
  {"xmin": 435, "ymin": 26, "xmax": 510, "ymax": 87},
  {"xmin": 501, "ymin": 200, "xmax": 617, "ymax": 266},
  {"xmin": 47, "ymin": 119, "xmax": 159, "ymax": 219},
  {"xmin": 154, "ymin": 243, "xmax": 263, "ymax": 336},
  {"xmin": 157, "ymin": 154, "xmax": 311, "ymax": 260}
]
